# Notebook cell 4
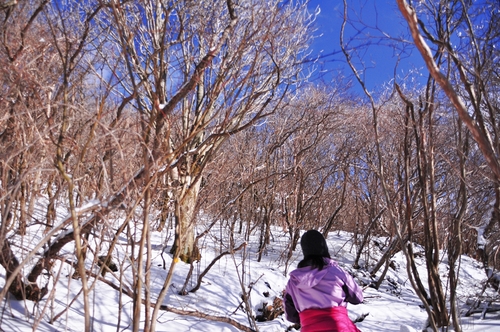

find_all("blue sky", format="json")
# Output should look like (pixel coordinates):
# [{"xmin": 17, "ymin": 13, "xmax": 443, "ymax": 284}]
[{"xmin": 306, "ymin": 0, "xmax": 426, "ymax": 94}]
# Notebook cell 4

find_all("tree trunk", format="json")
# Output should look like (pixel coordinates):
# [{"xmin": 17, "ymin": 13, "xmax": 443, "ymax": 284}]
[
  {"xmin": 0, "ymin": 240, "xmax": 47, "ymax": 301},
  {"xmin": 171, "ymin": 178, "xmax": 202, "ymax": 263},
  {"xmin": 353, "ymin": 208, "xmax": 386, "ymax": 269},
  {"xmin": 257, "ymin": 205, "xmax": 272, "ymax": 263}
]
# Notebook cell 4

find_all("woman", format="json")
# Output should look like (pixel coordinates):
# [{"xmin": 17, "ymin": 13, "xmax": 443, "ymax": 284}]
[{"xmin": 284, "ymin": 230, "xmax": 363, "ymax": 332}]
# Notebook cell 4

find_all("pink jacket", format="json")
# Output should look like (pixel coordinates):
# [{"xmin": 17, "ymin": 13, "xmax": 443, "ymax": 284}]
[{"xmin": 284, "ymin": 258, "xmax": 363, "ymax": 331}]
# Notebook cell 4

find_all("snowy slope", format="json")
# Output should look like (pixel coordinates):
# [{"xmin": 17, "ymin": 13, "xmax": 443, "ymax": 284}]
[{"xmin": 0, "ymin": 224, "xmax": 499, "ymax": 332}]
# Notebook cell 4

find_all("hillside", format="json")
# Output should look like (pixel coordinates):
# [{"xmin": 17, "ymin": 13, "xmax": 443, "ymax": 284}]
[{"xmin": 1, "ymin": 224, "xmax": 499, "ymax": 332}]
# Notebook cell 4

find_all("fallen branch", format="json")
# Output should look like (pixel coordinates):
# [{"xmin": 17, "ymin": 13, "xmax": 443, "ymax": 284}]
[
  {"xmin": 189, "ymin": 242, "xmax": 246, "ymax": 293},
  {"xmin": 465, "ymin": 301, "xmax": 500, "ymax": 318}
]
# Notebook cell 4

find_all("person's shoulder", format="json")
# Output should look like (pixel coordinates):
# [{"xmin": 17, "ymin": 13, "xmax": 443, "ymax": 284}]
[
  {"xmin": 324, "ymin": 257, "xmax": 339, "ymax": 267},
  {"xmin": 289, "ymin": 265, "xmax": 312, "ymax": 278},
  {"xmin": 324, "ymin": 258, "xmax": 348, "ymax": 275}
]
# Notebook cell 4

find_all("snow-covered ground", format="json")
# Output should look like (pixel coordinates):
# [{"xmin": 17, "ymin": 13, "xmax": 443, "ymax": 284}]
[{"xmin": 1, "ymin": 223, "xmax": 499, "ymax": 332}]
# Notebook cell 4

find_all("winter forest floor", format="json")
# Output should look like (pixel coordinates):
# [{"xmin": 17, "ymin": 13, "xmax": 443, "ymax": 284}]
[{"xmin": 1, "ymin": 222, "xmax": 499, "ymax": 332}]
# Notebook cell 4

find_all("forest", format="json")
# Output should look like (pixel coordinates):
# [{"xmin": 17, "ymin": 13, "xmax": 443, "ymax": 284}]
[{"xmin": 0, "ymin": 1, "xmax": 499, "ymax": 331}]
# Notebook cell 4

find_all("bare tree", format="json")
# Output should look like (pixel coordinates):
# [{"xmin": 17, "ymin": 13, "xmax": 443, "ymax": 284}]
[
  {"xmin": 101, "ymin": 0, "xmax": 315, "ymax": 268},
  {"xmin": 396, "ymin": 0, "xmax": 500, "ymax": 269},
  {"xmin": 0, "ymin": 0, "xmax": 316, "ymax": 330},
  {"xmin": 0, "ymin": 0, "xmax": 63, "ymax": 302}
]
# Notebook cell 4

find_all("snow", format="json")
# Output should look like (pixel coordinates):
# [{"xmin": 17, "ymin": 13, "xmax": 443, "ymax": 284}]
[{"xmin": 1, "ymin": 223, "xmax": 499, "ymax": 332}]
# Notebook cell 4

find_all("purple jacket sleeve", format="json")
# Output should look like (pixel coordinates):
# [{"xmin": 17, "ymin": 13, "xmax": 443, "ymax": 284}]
[
  {"xmin": 342, "ymin": 270, "xmax": 363, "ymax": 305},
  {"xmin": 283, "ymin": 292, "xmax": 300, "ymax": 323}
]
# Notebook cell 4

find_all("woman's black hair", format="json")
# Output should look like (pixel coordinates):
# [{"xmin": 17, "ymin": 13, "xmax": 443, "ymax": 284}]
[
  {"xmin": 297, "ymin": 253, "xmax": 331, "ymax": 270},
  {"xmin": 298, "ymin": 230, "xmax": 331, "ymax": 270}
]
